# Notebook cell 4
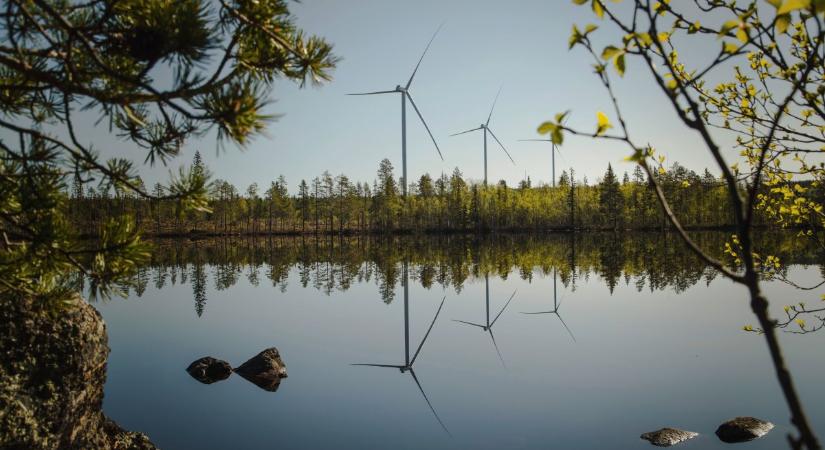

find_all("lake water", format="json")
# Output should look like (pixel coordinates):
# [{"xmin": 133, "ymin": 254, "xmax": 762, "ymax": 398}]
[{"xmin": 92, "ymin": 233, "xmax": 825, "ymax": 449}]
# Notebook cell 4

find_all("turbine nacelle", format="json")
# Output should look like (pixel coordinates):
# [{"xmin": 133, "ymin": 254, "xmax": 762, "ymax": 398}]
[
  {"xmin": 348, "ymin": 24, "xmax": 445, "ymax": 185},
  {"xmin": 448, "ymin": 87, "xmax": 515, "ymax": 171}
]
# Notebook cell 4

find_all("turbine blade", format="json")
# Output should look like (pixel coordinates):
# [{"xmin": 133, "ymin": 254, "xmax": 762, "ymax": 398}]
[
  {"xmin": 406, "ymin": 23, "xmax": 444, "ymax": 90},
  {"xmin": 406, "ymin": 93, "xmax": 444, "ymax": 161},
  {"xmin": 450, "ymin": 127, "xmax": 482, "ymax": 137},
  {"xmin": 452, "ymin": 319, "xmax": 486, "ymax": 328},
  {"xmin": 487, "ymin": 128, "xmax": 515, "ymax": 164},
  {"xmin": 351, "ymin": 363, "xmax": 406, "ymax": 368},
  {"xmin": 485, "ymin": 85, "xmax": 503, "ymax": 127},
  {"xmin": 555, "ymin": 313, "xmax": 577, "ymax": 343},
  {"xmin": 409, "ymin": 369, "xmax": 451, "ymax": 436},
  {"xmin": 490, "ymin": 290, "xmax": 517, "ymax": 327},
  {"xmin": 411, "ymin": 296, "xmax": 447, "ymax": 365},
  {"xmin": 555, "ymin": 143, "xmax": 569, "ymax": 164},
  {"xmin": 347, "ymin": 90, "xmax": 397, "ymax": 96},
  {"xmin": 488, "ymin": 329, "xmax": 506, "ymax": 369}
]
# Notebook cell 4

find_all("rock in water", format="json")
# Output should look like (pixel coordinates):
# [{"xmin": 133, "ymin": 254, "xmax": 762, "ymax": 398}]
[
  {"xmin": 186, "ymin": 357, "xmax": 233, "ymax": 384},
  {"xmin": 715, "ymin": 417, "xmax": 774, "ymax": 442},
  {"xmin": 640, "ymin": 428, "xmax": 699, "ymax": 447},
  {"xmin": 234, "ymin": 347, "xmax": 288, "ymax": 392}
]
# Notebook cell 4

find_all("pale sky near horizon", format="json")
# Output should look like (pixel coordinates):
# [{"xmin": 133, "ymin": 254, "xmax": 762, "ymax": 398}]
[{"xmin": 62, "ymin": 0, "xmax": 739, "ymax": 192}]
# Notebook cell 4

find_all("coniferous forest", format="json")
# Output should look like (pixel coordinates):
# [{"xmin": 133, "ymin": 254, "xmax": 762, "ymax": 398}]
[{"xmin": 67, "ymin": 154, "xmax": 821, "ymax": 235}]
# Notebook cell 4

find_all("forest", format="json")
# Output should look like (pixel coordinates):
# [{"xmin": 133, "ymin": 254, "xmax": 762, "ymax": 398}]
[{"xmin": 67, "ymin": 152, "xmax": 819, "ymax": 236}]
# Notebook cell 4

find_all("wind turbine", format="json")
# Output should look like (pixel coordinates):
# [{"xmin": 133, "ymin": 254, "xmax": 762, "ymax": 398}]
[
  {"xmin": 353, "ymin": 261, "xmax": 450, "ymax": 435},
  {"xmin": 520, "ymin": 117, "xmax": 567, "ymax": 187},
  {"xmin": 450, "ymin": 87, "xmax": 515, "ymax": 186},
  {"xmin": 521, "ymin": 268, "xmax": 576, "ymax": 342},
  {"xmin": 348, "ymin": 26, "xmax": 444, "ymax": 197},
  {"xmin": 519, "ymin": 139, "xmax": 562, "ymax": 187},
  {"xmin": 453, "ymin": 274, "xmax": 517, "ymax": 367}
]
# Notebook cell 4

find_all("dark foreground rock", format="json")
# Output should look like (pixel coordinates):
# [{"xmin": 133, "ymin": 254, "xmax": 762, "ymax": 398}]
[
  {"xmin": 186, "ymin": 357, "xmax": 232, "ymax": 384},
  {"xmin": 640, "ymin": 428, "xmax": 699, "ymax": 447},
  {"xmin": 715, "ymin": 417, "xmax": 774, "ymax": 443},
  {"xmin": 234, "ymin": 347, "xmax": 288, "ymax": 392},
  {"xmin": 0, "ymin": 293, "xmax": 158, "ymax": 450}
]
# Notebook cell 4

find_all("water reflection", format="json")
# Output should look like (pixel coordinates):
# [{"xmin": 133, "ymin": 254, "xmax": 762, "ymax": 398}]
[
  {"xmin": 93, "ymin": 232, "xmax": 825, "ymax": 450},
  {"xmin": 88, "ymin": 233, "xmax": 822, "ymax": 320},
  {"xmin": 453, "ymin": 273, "xmax": 518, "ymax": 367},
  {"xmin": 352, "ymin": 261, "xmax": 451, "ymax": 434},
  {"xmin": 521, "ymin": 268, "xmax": 576, "ymax": 342}
]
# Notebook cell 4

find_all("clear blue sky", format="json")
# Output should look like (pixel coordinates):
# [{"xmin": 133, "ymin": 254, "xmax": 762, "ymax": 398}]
[{"xmin": 85, "ymin": 0, "xmax": 730, "ymax": 191}]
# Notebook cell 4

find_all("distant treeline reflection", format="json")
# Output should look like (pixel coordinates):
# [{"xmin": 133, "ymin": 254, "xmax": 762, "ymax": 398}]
[{"xmin": 89, "ymin": 232, "xmax": 822, "ymax": 316}]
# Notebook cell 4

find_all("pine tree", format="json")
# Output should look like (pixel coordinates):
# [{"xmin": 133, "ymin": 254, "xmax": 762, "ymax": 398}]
[
  {"xmin": 599, "ymin": 164, "xmax": 623, "ymax": 230},
  {"xmin": 298, "ymin": 180, "xmax": 310, "ymax": 232}
]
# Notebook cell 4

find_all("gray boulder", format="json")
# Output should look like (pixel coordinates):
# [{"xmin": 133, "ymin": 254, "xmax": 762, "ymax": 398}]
[
  {"xmin": 715, "ymin": 417, "xmax": 774, "ymax": 443},
  {"xmin": 186, "ymin": 357, "xmax": 232, "ymax": 384},
  {"xmin": 0, "ymin": 293, "xmax": 158, "ymax": 450},
  {"xmin": 640, "ymin": 427, "xmax": 699, "ymax": 447},
  {"xmin": 234, "ymin": 347, "xmax": 288, "ymax": 392}
]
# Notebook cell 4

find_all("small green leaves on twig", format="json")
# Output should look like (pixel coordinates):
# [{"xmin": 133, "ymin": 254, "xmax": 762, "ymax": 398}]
[{"xmin": 537, "ymin": 111, "xmax": 570, "ymax": 145}]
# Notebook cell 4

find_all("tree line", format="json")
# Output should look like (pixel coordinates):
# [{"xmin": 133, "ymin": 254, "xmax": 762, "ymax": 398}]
[{"xmin": 66, "ymin": 152, "xmax": 820, "ymax": 236}]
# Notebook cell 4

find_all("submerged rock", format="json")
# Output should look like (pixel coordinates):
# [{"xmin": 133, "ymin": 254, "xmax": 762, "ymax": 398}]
[
  {"xmin": 715, "ymin": 417, "xmax": 774, "ymax": 442},
  {"xmin": 186, "ymin": 357, "xmax": 232, "ymax": 384},
  {"xmin": 234, "ymin": 347, "xmax": 288, "ymax": 392},
  {"xmin": 0, "ymin": 293, "xmax": 158, "ymax": 450},
  {"xmin": 640, "ymin": 427, "xmax": 699, "ymax": 447}
]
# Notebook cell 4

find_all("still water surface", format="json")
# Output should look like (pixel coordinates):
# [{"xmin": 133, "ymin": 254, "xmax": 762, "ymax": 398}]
[{"xmin": 94, "ymin": 233, "xmax": 824, "ymax": 449}]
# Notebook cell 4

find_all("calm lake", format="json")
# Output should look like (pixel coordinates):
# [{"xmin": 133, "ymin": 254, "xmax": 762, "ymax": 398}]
[{"xmin": 91, "ymin": 233, "xmax": 825, "ymax": 450}]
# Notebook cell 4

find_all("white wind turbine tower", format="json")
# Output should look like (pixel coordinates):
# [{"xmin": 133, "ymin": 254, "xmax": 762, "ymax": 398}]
[
  {"xmin": 449, "ymin": 87, "xmax": 515, "ymax": 186},
  {"xmin": 519, "ymin": 138, "xmax": 562, "ymax": 187},
  {"xmin": 348, "ymin": 25, "xmax": 444, "ymax": 197},
  {"xmin": 520, "ymin": 117, "xmax": 567, "ymax": 187}
]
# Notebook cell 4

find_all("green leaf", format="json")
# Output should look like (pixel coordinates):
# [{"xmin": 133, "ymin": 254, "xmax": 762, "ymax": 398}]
[
  {"xmin": 592, "ymin": 0, "xmax": 605, "ymax": 18},
  {"xmin": 596, "ymin": 111, "xmax": 612, "ymax": 135},
  {"xmin": 617, "ymin": 53, "xmax": 626, "ymax": 76},
  {"xmin": 537, "ymin": 121, "xmax": 557, "ymax": 135},
  {"xmin": 778, "ymin": 0, "xmax": 811, "ymax": 15},
  {"xmin": 569, "ymin": 24, "xmax": 582, "ymax": 49},
  {"xmin": 736, "ymin": 27, "xmax": 749, "ymax": 43},
  {"xmin": 722, "ymin": 41, "xmax": 739, "ymax": 54},
  {"xmin": 775, "ymin": 13, "xmax": 791, "ymax": 33},
  {"xmin": 601, "ymin": 45, "xmax": 622, "ymax": 60},
  {"xmin": 719, "ymin": 19, "xmax": 740, "ymax": 36},
  {"xmin": 551, "ymin": 127, "xmax": 564, "ymax": 145}
]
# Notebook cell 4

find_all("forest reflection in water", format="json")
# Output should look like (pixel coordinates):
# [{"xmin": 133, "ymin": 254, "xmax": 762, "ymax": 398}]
[
  {"xmin": 104, "ymin": 231, "xmax": 823, "ymax": 317},
  {"xmin": 93, "ymin": 231, "xmax": 824, "ymax": 450}
]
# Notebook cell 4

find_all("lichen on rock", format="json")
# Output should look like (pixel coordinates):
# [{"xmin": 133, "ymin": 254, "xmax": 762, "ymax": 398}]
[{"xmin": 0, "ymin": 293, "xmax": 158, "ymax": 450}]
